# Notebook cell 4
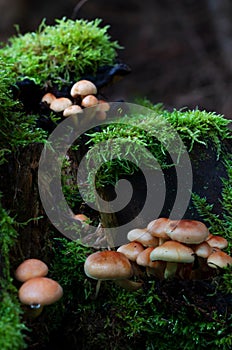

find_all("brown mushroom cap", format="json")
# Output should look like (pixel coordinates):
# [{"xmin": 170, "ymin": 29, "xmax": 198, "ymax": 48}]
[
  {"xmin": 117, "ymin": 242, "xmax": 144, "ymax": 261},
  {"xmin": 74, "ymin": 213, "xmax": 89, "ymax": 222},
  {"xmin": 81, "ymin": 95, "xmax": 98, "ymax": 108},
  {"xmin": 18, "ymin": 277, "xmax": 63, "ymax": 306},
  {"xmin": 192, "ymin": 241, "xmax": 213, "ymax": 258},
  {"xmin": 136, "ymin": 247, "xmax": 157, "ymax": 268},
  {"xmin": 70, "ymin": 80, "xmax": 97, "ymax": 98},
  {"xmin": 15, "ymin": 259, "xmax": 49, "ymax": 282},
  {"xmin": 127, "ymin": 228, "xmax": 159, "ymax": 247},
  {"xmin": 150, "ymin": 241, "xmax": 195, "ymax": 263},
  {"xmin": 207, "ymin": 250, "xmax": 232, "ymax": 269},
  {"xmin": 147, "ymin": 217, "xmax": 170, "ymax": 240},
  {"xmin": 84, "ymin": 251, "xmax": 133, "ymax": 280},
  {"xmin": 166, "ymin": 219, "xmax": 209, "ymax": 244},
  {"xmin": 50, "ymin": 97, "xmax": 72, "ymax": 113},
  {"xmin": 207, "ymin": 235, "xmax": 228, "ymax": 249}
]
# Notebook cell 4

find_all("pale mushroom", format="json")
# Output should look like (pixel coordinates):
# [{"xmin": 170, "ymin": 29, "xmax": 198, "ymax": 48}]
[
  {"xmin": 136, "ymin": 247, "xmax": 166, "ymax": 278},
  {"xmin": 117, "ymin": 242, "xmax": 144, "ymax": 262},
  {"xmin": 15, "ymin": 259, "xmax": 49, "ymax": 282},
  {"xmin": 70, "ymin": 80, "xmax": 97, "ymax": 98},
  {"xmin": 50, "ymin": 97, "xmax": 72, "ymax": 113},
  {"xmin": 63, "ymin": 104, "xmax": 83, "ymax": 117},
  {"xmin": 150, "ymin": 241, "xmax": 195, "ymax": 279},
  {"xmin": 41, "ymin": 92, "xmax": 56, "ymax": 105},
  {"xmin": 127, "ymin": 228, "xmax": 159, "ymax": 247}
]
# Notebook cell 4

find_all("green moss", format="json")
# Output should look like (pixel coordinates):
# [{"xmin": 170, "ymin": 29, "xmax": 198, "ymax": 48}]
[
  {"xmin": 0, "ymin": 59, "xmax": 47, "ymax": 164},
  {"xmin": 0, "ymin": 18, "xmax": 121, "ymax": 86},
  {"xmin": 0, "ymin": 200, "xmax": 27, "ymax": 350},
  {"xmin": 83, "ymin": 104, "xmax": 231, "ymax": 199}
]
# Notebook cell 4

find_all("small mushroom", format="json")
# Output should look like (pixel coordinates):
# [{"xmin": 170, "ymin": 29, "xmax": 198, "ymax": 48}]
[
  {"xmin": 50, "ymin": 97, "xmax": 72, "ymax": 113},
  {"xmin": 150, "ymin": 241, "xmax": 195, "ymax": 279},
  {"xmin": 15, "ymin": 259, "xmax": 49, "ymax": 282},
  {"xmin": 117, "ymin": 241, "xmax": 144, "ymax": 261},
  {"xmin": 127, "ymin": 228, "xmax": 159, "ymax": 247},
  {"xmin": 41, "ymin": 92, "xmax": 56, "ymax": 106},
  {"xmin": 207, "ymin": 235, "xmax": 228, "ymax": 250},
  {"xmin": 147, "ymin": 217, "xmax": 170, "ymax": 245},
  {"xmin": 18, "ymin": 277, "xmax": 63, "ymax": 308},
  {"xmin": 81, "ymin": 95, "xmax": 99, "ymax": 108},
  {"xmin": 136, "ymin": 247, "xmax": 166, "ymax": 278},
  {"xmin": 84, "ymin": 250, "xmax": 133, "ymax": 297},
  {"xmin": 207, "ymin": 250, "xmax": 232, "ymax": 269},
  {"xmin": 63, "ymin": 104, "xmax": 83, "ymax": 117},
  {"xmin": 70, "ymin": 80, "xmax": 97, "ymax": 98},
  {"xmin": 166, "ymin": 219, "xmax": 209, "ymax": 244}
]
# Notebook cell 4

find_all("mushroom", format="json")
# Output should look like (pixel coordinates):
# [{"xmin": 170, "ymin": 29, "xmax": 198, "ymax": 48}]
[
  {"xmin": 150, "ymin": 241, "xmax": 195, "ymax": 279},
  {"xmin": 81, "ymin": 95, "xmax": 99, "ymax": 108},
  {"xmin": 166, "ymin": 219, "xmax": 209, "ymax": 244},
  {"xmin": 207, "ymin": 250, "xmax": 232, "ymax": 269},
  {"xmin": 207, "ymin": 235, "xmax": 228, "ymax": 250},
  {"xmin": 70, "ymin": 80, "xmax": 97, "ymax": 98},
  {"xmin": 127, "ymin": 228, "xmax": 159, "ymax": 247},
  {"xmin": 192, "ymin": 241, "xmax": 213, "ymax": 258},
  {"xmin": 136, "ymin": 247, "xmax": 166, "ymax": 278},
  {"xmin": 41, "ymin": 92, "xmax": 56, "ymax": 106},
  {"xmin": 84, "ymin": 250, "xmax": 134, "ymax": 297},
  {"xmin": 117, "ymin": 241, "xmax": 144, "ymax": 262},
  {"xmin": 18, "ymin": 277, "xmax": 63, "ymax": 309},
  {"xmin": 50, "ymin": 97, "xmax": 72, "ymax": 113},
  {"xmin": 63, "ymin": 104, "xmax": 83, "ymax": 117},
  {"xmin": 15, "ymin": 258, "xmax": 49, "ymax": 282},
  {"xmin": 147, "ymin": 217, "xmax": 170, "ymax": 245}
]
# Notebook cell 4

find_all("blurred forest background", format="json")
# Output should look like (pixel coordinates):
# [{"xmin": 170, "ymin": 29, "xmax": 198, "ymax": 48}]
[{"xmin": 1, "ymin": 0, "xmax": 232, "ymax": 118}]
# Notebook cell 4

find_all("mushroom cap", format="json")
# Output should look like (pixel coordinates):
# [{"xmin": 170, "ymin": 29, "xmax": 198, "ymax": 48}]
[
  {"xmin": 50, "ymin": 97, "xmax": 72, "ymax": 112},
  {"xmin": 41, "ymin": 92, "xmax": 56, "ymax": 105},
  {"xmin": 136, "ymin": 247, "xmax": 157, "ymax": 268},
  {"xmin": 18, "ymin": 277, "xmax": 63, "ymax": 306},
  {"xmin": 207, "ymin": 250, "xmax": 232, "ymax": 269},
  {"xmin": 166, "ymin": 219, "xmax": 209, "ymax": 244},
  {"xmin": 97, "ymin": 100, "xmax": 110, "ymax": 112},
  {"xmin": 74, "ymin": 213, "xmax": 89, "ymax": 222},
  {"xmin": 117, "ymin": 241, "xmax": 144, "ymax": 261},
  {"xmin": 84, "ymin": 250, "xmax": 133, "ymax": 280},
  {"xmin": 15, "ymin": 259, "xmax": 49, "ymax": 282},
  {"xmin": 150, "ymin": 241, "xmax": 195, "ymax": 263},
  {"xmin": 207, "ymin": 235, "xmax": 228, "ymax": 249},
  {"xmin": 70, "ymin": 80, "xmax": 97, "ymax": 98},
  {"xmin": 127, "ymin": 228, "xmax": 159, "ymax": 247},
  {"xmin": 81, "ymin": 95, "xmax": 98, "ymax": 108},
  {"xmin": 147, "ymin": 218, "xmax": 170, "ymax": 239},
  {"xmin": 192, "ymin": 241, "xmax": 213, "ymax": 258},
  {"xmin": 63, "ymin": 104, "xmax": 83, "ymax": 117}
]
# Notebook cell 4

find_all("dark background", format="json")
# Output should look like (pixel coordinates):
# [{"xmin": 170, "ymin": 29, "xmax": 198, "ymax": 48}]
[{"xmin": 1, "ymin": 0, "xmax": 232, "ymax": 118}]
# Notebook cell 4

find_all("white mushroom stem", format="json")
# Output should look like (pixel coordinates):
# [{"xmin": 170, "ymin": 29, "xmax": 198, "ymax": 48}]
[
  {"xmin": 94, "ymin": 279, "xmax": 102, "ymax": 299},
  {"xmin": 164, "ymin": 262, "xmax": 178, "ymax": 279}
]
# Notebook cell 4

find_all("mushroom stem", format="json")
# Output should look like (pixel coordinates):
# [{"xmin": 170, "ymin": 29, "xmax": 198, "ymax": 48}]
[
  {"xmin": 114, "ymin": 279, "xmax": 143, "ymax": 291},
  {"xmin": 93, "ymin": 279, "xmax": 102, "ymax": 299},
  {"xmin": 164, "ymin": 262, "xmax": 178, "ymax": 279}
]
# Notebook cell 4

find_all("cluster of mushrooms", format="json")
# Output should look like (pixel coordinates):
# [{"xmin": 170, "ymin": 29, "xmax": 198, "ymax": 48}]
[
  {"xmin": 84, "ymin": 218, "xmax": 232, "ymax": 296},
  {"xmin": 41, "ymin": 79, "xmax": 110, "ymax": 121},
  {"xmin": 15, "ymin": 258, "xmax": 63, "ymax": 317}
]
